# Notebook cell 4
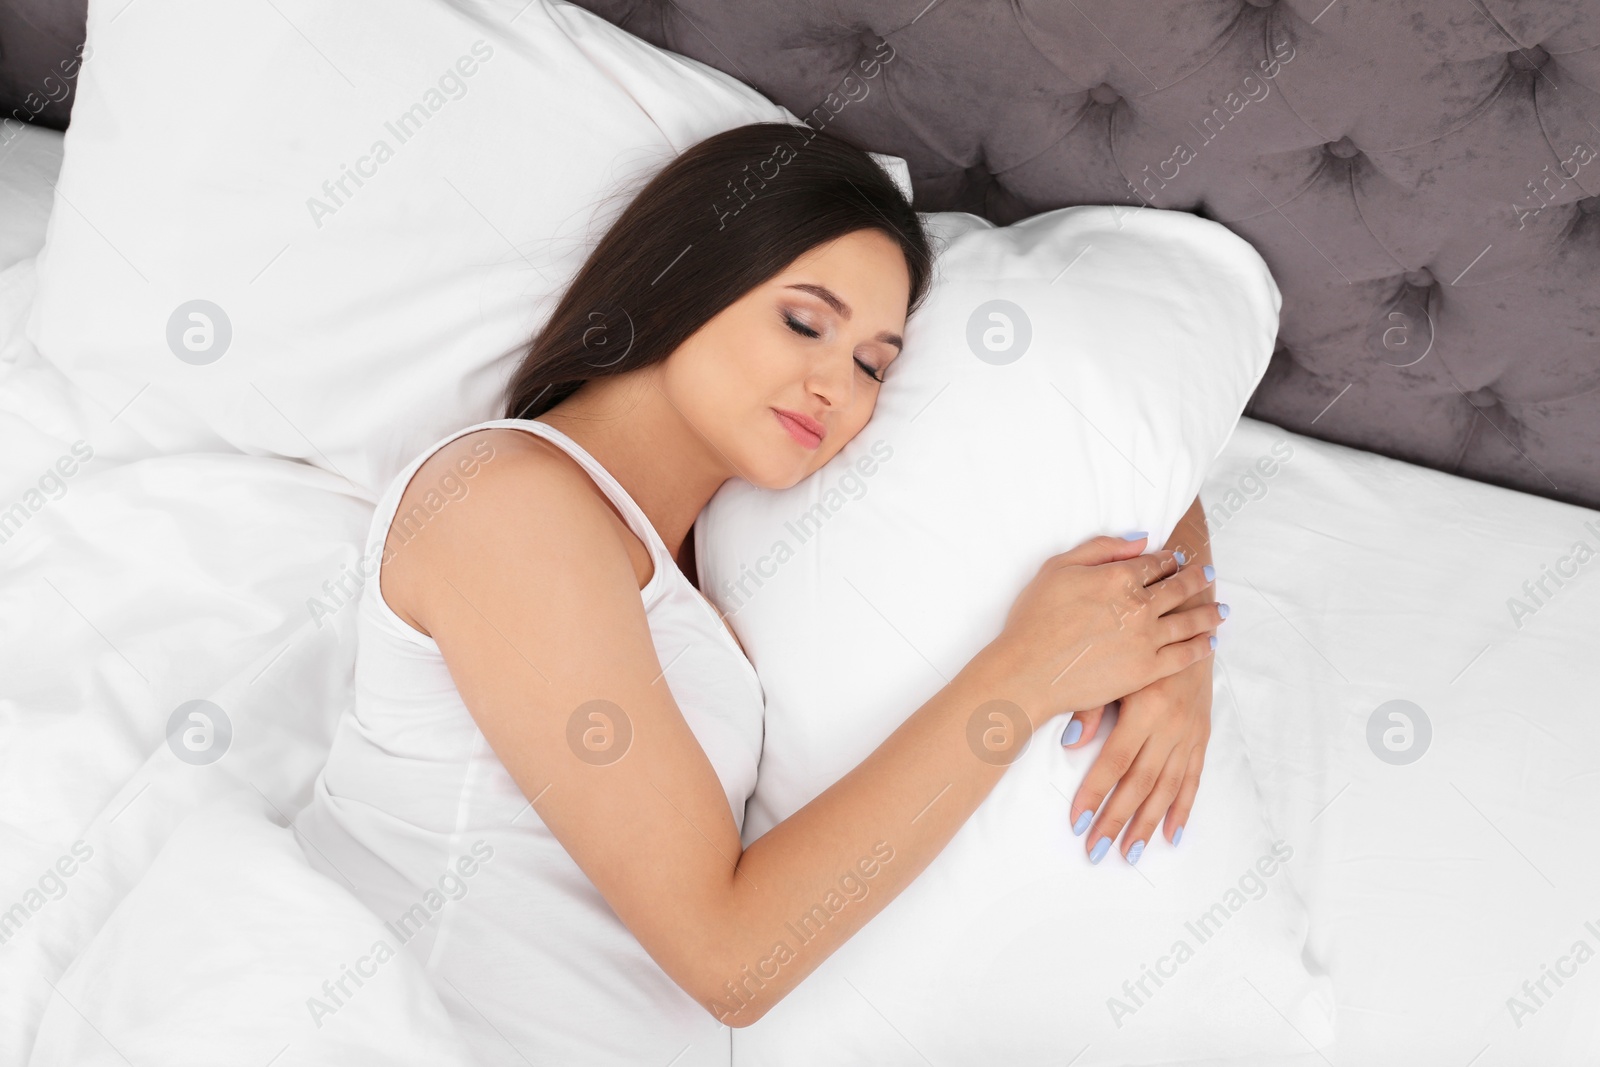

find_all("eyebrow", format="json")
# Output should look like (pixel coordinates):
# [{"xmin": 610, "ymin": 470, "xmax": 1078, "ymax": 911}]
[{"xmin": 784, "ymin": 283, "xmax": 904, "ymax": 352}]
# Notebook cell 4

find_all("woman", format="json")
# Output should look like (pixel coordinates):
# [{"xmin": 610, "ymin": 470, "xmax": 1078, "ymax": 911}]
[{"xmin": 294, "ymin": 122, "xmax": 1224, "ymax": 1064}]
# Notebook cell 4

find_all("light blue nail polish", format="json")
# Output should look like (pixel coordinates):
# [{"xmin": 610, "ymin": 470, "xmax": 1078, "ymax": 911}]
[
  {"xmin": 1121, "ymin": 531, "xmax": 1148, "ymax": 541},
  {"xmin": 1072, "ymin": 810, "xmax": 1092, "ymax": 836},
  {"xmin": 1209, "ymin": 634, "xmax": 1217, "ymax": 649},
  {"xmin": 1089, "ymin": 836, "xmax": 1112, "ymax": 864},
  {"xmin": 1127, "ymin": 840, "xmax": 1146, "ymax": 865},
  {"xmin": 1218, "ymin": 602, "xmax": 1230, "ymax": 619},
  {"xmin": 1203, "ymin": 564, "xmax": 1215, "ymax": 581},
  {"xmin": 1173, "ymin": 825, "xmax": 1184, "ymax": 846},
  {"xmin": 1062, "ymin": 720, "xmax": 1083, "ymax": 746},
  {"xmin": 1174, "ymin": 550, "xmax": 1186, "ymax": 564}
]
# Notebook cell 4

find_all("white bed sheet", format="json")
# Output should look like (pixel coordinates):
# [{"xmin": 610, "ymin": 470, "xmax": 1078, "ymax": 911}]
[
  {"xmin": 2, "ymin": 200, "xmax": 1596, "ymax": 1063},
  {"xmin": 1202, "ymin": 419, "xmax": 1600, "ymax": 1066}
]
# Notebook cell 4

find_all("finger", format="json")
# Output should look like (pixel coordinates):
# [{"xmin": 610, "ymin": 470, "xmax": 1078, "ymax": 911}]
[
  {"xmin": 1059, "ymin": 701, "xmax": 1109, "ymax": 749},
  {"xmin": 1084, "ymin": 738, "xmax": 1177, "ymax": 864},
  {"xmin": 1108, "ymin": 553, "xmax": 1183, "ymax": 630},
  {"xmin": 1125, "ymin": 549, "xmax": 1182, "ymax": 589},
  {"xmin": 1067, "ymin": 724, "xmax": 1142, "ymax": 839},
  {"xmin": 1119, "ymin": 743, "xmax": 1191, "ymax": 864},
  {"xmin": 1147, "ymin": 558, "xmax": 1216, "ymax": 616},
  {"xmin": 1157, "ymin": 602, "xmax": 1226, "ymax": 646},
  {"xmin": 1152, "ymin": 630, "xmax": 1216, "ymax": 679},
  {"xmin": 1055, "ymin": 533, "xmax": 1151, "ymax": 569},
  {"xmin": 1164, "ymin": 717, "xmax": 1211, "ymax": 844}
]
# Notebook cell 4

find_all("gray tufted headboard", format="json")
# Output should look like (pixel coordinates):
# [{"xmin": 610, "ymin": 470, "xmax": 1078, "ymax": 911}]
[{"xmin": 5, "ymin": 1, "xmax": 1598, "ymax": 508}]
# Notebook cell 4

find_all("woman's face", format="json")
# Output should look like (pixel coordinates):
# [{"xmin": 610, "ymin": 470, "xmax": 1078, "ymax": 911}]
[{"xmin": 658, "ymin": 228, "xmax": 911, "ymax": 490}]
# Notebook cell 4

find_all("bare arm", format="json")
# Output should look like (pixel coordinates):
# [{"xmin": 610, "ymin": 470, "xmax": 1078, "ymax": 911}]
[{"xmin": 393, "ymin": 434, "xmax": 1215, "ymax": 1025}]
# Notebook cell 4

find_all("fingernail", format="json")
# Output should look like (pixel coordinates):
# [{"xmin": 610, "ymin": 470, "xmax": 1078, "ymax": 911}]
[
  {"xmin": 1174, "ymin": 550, "xmax": 1187, "ymax": 564},
  {"xmin": 1218, "ymin": 602, "xmax": 1230, "ymax": 619},
  {"xmin": 1121, "ymin": 531, "xmax": 1148, "ymax": 541},
  {"xmin": 1173, "ymin": 825, "xmax": 1184, "ymax": 846},
  {"xmin": 1127, "ymin": 840, "xmax": 1146, "ymax": 865},
  {"xmin": 1209, "ymin": 634, "xmax": 1217, "ymax": 649},
  {"xmin": 1089, "ymin": 836, "xmax": 1112, "ymax": 864},
  {"xmin": 1203, "ymin": 564, "xmax": 1215, "ymax": 581},
  {"xmin": 1061, "ymin": 719, "xmax": 1083, "ymax": 746},
  {"xmin": 1072, "ymin": 810, "xmax": 1093, "ymax": 836}
]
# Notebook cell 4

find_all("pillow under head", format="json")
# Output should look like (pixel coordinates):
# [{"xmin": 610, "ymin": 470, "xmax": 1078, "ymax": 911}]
[{"xmin": 28, "ymin": 0, "xmax": 797, "ymax": 497}]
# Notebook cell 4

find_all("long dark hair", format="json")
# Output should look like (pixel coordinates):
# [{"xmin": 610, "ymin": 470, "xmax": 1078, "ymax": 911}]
[{"xmin": 503, "ymin": 122, "xmax": 934, "ymax": 421}]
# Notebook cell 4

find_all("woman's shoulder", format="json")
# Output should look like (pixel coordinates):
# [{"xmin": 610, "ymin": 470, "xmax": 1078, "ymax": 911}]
[
  {"xmin": 398, "ymin": 425, "xmax": 621, "ymax": 526},
  {"xmin": 380, "ymin": 427, "xmax": 653, "ymax": 637}
]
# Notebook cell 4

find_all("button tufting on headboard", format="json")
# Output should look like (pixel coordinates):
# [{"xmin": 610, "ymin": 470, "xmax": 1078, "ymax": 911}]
[
  {"xmin": 1507, "ymin": 44, "xmax": 1552, "ymax": 72},
  {"xmin": 1324, "ymin": 136, "xmax": 1361, "ymax": 160}
]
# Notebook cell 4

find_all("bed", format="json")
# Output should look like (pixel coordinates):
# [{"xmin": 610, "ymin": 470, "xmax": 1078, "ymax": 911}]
[{"xmin": 2, "ymin": 3, "xmax": 1598, "ymax": 1064}]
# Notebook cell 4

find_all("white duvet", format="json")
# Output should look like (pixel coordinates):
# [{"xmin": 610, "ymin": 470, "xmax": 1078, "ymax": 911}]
[
  {"xmin": 0, "ymin": 254, "xmax": 480, "ymax": 1064},
  {"xmin": 4, "ymin": 171, "xmax": 1599, "ymax": 1067}
]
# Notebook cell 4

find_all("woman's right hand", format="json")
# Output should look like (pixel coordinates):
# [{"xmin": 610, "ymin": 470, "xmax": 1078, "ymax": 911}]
[{"xmin": 988, "ymin": 533, "xmax": 1218, "ymax": 729}]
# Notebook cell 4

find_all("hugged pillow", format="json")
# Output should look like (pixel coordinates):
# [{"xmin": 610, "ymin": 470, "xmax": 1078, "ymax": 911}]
[
  {"xmin": 697, "ymin": 205, "xmax": 1338, "ymax": 1064},
  {"xmin": 27, "ymin": 0, "xmax": 826, "ymax": 497}
]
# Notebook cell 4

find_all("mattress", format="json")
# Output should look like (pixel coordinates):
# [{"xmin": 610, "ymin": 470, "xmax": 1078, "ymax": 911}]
[{"xmin": 2, "ymin": 141, "xmax": 1596, "ymax": 1064}]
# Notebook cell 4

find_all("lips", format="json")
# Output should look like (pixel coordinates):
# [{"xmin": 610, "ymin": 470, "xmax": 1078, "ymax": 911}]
[{"xmin": 773, "ymin": 407, "xmax": 825, "ymax": 450}]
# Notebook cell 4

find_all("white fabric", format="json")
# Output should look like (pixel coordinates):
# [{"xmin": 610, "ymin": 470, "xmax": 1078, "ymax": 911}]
[
  {"xmin": 294, "ymin": 417, "xmax": 764, "ymax": 1066},
  {"xmin": 1, "ymin": 257, "xmax": 464, "ymax": 1065},
  {"xmin": 5, "ymin": 237, "xmax": 1598, "ymax": 1060},
  {"xmin": 1199, "ymin": 418, "xmax": 1600, "ymax": 1067},
  {"xmin": 2, "ymin": 4, "xmax": 1597, "ymax": 1061},
  {"xmin": 27, "ymin": 0, "xmax": 794, "ymax": 499},
  {"xmin": 24, "ymin": 789, "xmax": 484, "ymax": 1067},
  {"xmin": 696, "ymin": 204, "xmax": 1342, "ymax": 1064},
  {"xmin": 0, "ymin": 123, "xmax": 64, "ymax": 272},
  {"xmin": 866, "ymin": 152, "xmax": 914, "ymax": 204}
]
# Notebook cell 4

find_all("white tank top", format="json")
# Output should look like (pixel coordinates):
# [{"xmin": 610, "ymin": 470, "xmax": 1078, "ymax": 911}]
[{"xmin": 294, "ymin": 417, "xmax": 765, "ymax": 1065}]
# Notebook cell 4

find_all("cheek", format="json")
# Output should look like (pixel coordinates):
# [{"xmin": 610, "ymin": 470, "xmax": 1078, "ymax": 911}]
[
  {"xmin": 659, "ymin": 345, "xmax": 745, "ymax": 424},
  {"xmin": 669, "ymin": 334, "xmax": 779, "ymax": 410},
  {"xmin": 658, "ymin": 349, "xmax": 787, "ymax": 479}
]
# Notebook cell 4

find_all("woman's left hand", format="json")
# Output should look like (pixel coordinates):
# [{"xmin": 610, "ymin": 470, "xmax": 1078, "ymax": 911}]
[{"xmin": 1061, "ymin": 654, "xmax": 1214, "ymax": 865}]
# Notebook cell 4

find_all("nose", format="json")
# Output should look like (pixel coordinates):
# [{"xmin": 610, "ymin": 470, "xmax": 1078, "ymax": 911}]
[{"xmin": 804, "ymin": 348, "xmax": 858, "ymax": 410}]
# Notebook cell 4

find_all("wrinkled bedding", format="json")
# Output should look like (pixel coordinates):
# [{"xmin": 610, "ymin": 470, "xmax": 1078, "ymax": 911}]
[{"xmin": 2, "ymin": 123, "xmax": 1597, "ymax": 1065}]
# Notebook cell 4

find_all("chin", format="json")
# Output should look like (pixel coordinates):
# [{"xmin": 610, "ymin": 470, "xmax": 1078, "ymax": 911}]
[
  {"xmin": 735, "ymin": 421, "xmax": 826, "ymax": 490},
  {"xmin": 741, "ymin": 448, "xmax": 822, "ymax": 491},
  {"xmin": 751, "ymin": 463, "xmax": 811, "ymax": 492},
  {"xmin": 773, "ymin": 467, "xmax": 815, "ymax": 491}
]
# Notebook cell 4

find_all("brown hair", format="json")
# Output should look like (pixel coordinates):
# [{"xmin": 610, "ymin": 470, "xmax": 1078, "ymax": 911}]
[{"xmin": 503, "ymin": 122, "xmax": 933, "ymax": 420}]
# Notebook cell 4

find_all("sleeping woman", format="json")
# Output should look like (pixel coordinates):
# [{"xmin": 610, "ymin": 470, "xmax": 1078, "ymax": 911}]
[{"xmin": 293, "ymin": 121, "xmax": 1225, "ymax": 1065}]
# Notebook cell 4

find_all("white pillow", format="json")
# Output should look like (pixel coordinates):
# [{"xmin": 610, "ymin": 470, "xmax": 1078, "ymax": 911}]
[
  {"xmin": 28, "ymin": 0, "xmax": 804, "ymax": 498},
  {"xmin": 0, "ymin": 123, "xmax": 65, "ymax": 273},
  {"xmin": 697, "ymin": 205, "xmax": 1339, "ymax": 1064}
]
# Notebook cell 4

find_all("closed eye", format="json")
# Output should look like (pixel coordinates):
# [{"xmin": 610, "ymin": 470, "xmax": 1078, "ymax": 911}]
[
  {"xmin": 783, "ymin": 311, "xmax": 885, "ymax": 384},
  {"xmin": 783, "ymin": 312, "xmax": 820, "ymax": 339}
]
